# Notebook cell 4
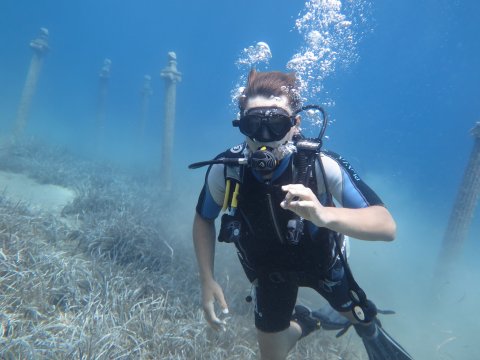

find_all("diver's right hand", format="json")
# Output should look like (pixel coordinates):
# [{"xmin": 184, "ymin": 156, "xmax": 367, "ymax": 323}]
[{"xmin": 201, "ymin": 279, "xmax": 229, "ymax": 331}]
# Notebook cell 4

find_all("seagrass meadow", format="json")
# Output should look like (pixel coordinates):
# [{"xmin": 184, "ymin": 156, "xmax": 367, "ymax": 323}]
[{"xmin": 0, "ymin": 139, "xmax": 366, "ymax": 360}]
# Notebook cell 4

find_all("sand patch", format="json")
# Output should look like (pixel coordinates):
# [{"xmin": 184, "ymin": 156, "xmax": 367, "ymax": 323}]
[{"xmin": 0, "ymin": 170, "xmax": 76, "ymax": 215}]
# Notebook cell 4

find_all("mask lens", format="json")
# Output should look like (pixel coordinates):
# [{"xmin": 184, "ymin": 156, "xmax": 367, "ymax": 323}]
[
  {"xmin": 266, "ymin": 114, "xmax": 291, "ymax": 136},
  {"xmin": 239, "ymin": 114, "xmax": 262, "ymax": 137},
  {"xmin": 239, "ymin": 108, "xmax": 293, "ymax": 142}
]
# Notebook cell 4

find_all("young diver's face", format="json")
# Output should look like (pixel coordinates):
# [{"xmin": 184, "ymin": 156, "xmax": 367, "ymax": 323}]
[{"xmin": 243, "ymin": 95, "xmax": 299, "ymax": 151}]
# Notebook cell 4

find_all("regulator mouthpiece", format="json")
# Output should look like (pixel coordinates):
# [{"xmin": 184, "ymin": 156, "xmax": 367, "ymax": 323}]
[{"xmin": 250, "ymin": 146, "xmax": 278, "ymax": 172}]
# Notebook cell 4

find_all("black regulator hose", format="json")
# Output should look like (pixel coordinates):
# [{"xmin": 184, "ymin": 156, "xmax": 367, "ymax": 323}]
[
  {"xmin": 293, "ymin": 104, "xmax": 328, "ymax": 142},
  {"xmin": 188, "ymin": 157, "xmax": 247, "ymax": 169}
]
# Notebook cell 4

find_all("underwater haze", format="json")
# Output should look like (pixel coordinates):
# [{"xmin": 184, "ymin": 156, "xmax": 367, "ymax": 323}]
[{"xmin": 1, "ymin": 0, "xmax": 479, "ymax": 359}]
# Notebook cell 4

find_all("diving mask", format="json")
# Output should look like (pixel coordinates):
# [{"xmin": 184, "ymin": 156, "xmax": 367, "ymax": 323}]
[{"xmin": 233, "ymin": 107, "xmax": 296, "ymax": 142}]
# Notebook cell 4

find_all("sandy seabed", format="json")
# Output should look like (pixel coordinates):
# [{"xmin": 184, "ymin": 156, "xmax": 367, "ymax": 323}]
[{"xmin": 0, "ymin": 170, "xmax": 75, "ymax": 215}]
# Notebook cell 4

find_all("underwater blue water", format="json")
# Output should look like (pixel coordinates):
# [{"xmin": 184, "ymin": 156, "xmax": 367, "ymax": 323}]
[
  {"xmin": 1, "ymin": 1, "xmax": 479, "ymax": 358},
  {"xmin": 0, "ymin": 1, "xmax": 477, "ymax": 189}
]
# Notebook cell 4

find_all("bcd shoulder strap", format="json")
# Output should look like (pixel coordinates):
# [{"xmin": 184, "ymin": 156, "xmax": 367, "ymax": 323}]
[{"xmin": 221, "ymin": 143, "xmax": 247, "ymax": 212}]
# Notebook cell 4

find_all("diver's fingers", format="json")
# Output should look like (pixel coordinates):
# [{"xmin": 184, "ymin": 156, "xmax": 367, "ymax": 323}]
[
  {"xmin": 203, "ymin": 300, "xmax": 226, "ymax": 331},
  {"xmin": 208, "ymin": 314, "xmax": 227, "ymax": 332},
  {"xmin": 282, "ymin": 199, "xmax": 315, "ymax": 211},
  {"xmin": 210, "ymin": 318, "xmax": 227, "ymax": 332},
  {"xmin": 282, "ymin": 184, "xmax": 314, "ymax": 197},
  {"xmin": 214, "ymin": 288, "xmax": 229, "ymax": 313},
  {"xmin": 282, "ymin": 184, "xmax": 315, "ymax": 202}
]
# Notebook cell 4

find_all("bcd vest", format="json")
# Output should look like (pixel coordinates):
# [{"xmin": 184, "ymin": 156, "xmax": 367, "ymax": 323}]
[{"xmin": 218, "ymin": 144, "xmax": 337, "ymax": 280}]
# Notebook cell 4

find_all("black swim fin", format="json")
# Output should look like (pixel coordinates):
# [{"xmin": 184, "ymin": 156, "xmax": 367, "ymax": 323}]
[
  {"xmin": 311, "ymin": 304, "xmax": 350, "ymax": 331},
  {"xmin": 354, "ymin": 320, "xmax": 414, "ymax": 360},
  {"xmin": 311, "ymin": 304, "xmax": 414, "ymax": 359}
]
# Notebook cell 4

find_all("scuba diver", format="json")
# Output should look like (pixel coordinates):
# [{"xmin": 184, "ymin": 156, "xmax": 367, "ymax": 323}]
[{"xmin": 191, "ymin": 69, "xmax": 414, "ymax": 360}]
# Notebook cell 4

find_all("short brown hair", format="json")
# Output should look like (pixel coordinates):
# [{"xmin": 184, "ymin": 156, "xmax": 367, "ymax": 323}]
[{"xmin": 238, "ymin": 69, "xmax": 301, "ymax": 114}]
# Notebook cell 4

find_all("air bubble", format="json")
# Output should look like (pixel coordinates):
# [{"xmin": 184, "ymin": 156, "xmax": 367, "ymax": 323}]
[
  {"xmin": 288, "ymin": 0, "xmax": 372, "ymax": 102},
  {"xmin": 236, "ymin": 41, "xmax": 272, "ymax": 67},
  {"xmin": 231, "ymin": 41, "xmax": 274, "ymax": 107}
]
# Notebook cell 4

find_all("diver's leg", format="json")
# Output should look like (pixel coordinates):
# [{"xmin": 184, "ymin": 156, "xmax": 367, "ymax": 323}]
[
  {"xmin": 254, "ymin": 274, "xmax": 300, "ymax": 360},
  {"xmin": 313, "ymin": 258, "xmax": 354, "ymax": 320},
  {"xmin": 257, "ymin": 323, "xmax": 301, "ymax": 360}
]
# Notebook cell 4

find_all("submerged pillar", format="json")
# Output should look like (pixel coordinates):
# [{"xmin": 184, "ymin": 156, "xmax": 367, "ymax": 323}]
[
  {"xmin": 435, "ymin": 122, "xmax": 480, "ymax": 282},
  {"xmin": 96, "ymin": 58, "xmax": 111, "ymax": 151},
  {"xmin": 13, "ymin": 27, "xmax": 49, "ymax": 138},
  {"xmin": 159, "ymin": 52, "xmax": 182, "ymax": 190},
  {"xmin": 139, "ymin": 75, "xmax": 153, "ymax": 140}
]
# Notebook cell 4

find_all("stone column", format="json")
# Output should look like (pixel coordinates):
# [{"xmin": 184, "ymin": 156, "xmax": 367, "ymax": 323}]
[
  {"xmin": 14, "ymin": 28, "xmax": 49, "ymax": 138},
  {"xmin": 435, "ymin": 122, "xmax": 480, "ymax": 281},
  {"xmin": 96, "ymin": 58, "xmax": 111, "ymax": 151},
  {"xmin": 160, "ymin": 52, "xmax": 182, "ymax": 190},
  {"xmin": 139, "ymin": 75, "xmax": 153, "ymax": 140}
]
